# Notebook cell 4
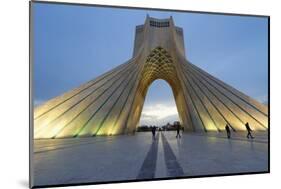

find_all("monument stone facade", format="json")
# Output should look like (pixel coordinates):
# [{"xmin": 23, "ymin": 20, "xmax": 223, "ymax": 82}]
[{"xmin": 34, "ymin": 16, "xmax": 268, "ymax": 139}]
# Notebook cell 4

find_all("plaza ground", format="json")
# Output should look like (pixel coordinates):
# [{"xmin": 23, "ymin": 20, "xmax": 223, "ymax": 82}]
[{"xmin": 32, "ymin": 131, "xmax": 268, "ymax": 187}]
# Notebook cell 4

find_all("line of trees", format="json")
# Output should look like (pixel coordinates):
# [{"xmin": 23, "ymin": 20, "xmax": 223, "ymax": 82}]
[{"xmin": 137, "ymin": 121, "xmax": 183, "ymax": 132}]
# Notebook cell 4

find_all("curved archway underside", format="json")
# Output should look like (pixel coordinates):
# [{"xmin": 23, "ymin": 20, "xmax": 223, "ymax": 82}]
[{"xmin": 34, "ymin": 17, "xmax": 268, "ymax": 139}]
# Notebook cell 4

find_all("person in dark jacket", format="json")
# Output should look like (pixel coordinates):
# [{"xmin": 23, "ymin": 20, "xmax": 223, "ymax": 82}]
[
  {"xmin": 225, "ymin": 124, "xmax": 231, "ymax": 139},
  {"xmin": 151, "ymin": 126, "xmax": 156, "ymax": 140},
  {"xmin": 176, "ymin": 123, "xmax": 181, "ymax": 138},
  {"xmin": 245, "ymin": 122, "xmax": 254, "ymax": 139}
]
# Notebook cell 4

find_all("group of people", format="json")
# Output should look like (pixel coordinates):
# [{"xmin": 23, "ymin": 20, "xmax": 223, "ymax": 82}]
[
  {"xmin": 151, "ymin": 122, "xmax": 255, "ymax": 140},
  {"xmin": 225, "ymin": 122, "xmax": 254, "ymax": 139},
  {"xmin": 151, "ymin": 123, "xmax": 182, "ymax": 139}
]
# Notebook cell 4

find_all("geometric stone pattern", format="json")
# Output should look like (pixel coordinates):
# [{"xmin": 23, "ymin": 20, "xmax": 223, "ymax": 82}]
[{"xmin": 34, "ymin": 16, "xmax": 268, "ymax": 139}]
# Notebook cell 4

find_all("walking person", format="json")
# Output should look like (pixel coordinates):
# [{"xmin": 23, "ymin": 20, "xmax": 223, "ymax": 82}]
[
  {"xmin": 151, "ymin": 126, "xmax": 154, "ymax": 140},
  {"xmin": 245, "ymin": 122, "xmax": 254, "ymax": 139},
  {"xmin": 176, "ymin": 123, "xmax": 181, "ymax": 138},
  {"xmin": 151, "ymin": 126, "xmax": 156, "ymax": 140},
  {"xmin": 225, "ymin": 124, "xmax": 231, "ymax": 139}
]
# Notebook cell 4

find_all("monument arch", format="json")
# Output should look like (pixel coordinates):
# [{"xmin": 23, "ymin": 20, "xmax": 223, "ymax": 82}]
[{"xmin": 34, "ymin": 16, "xmax": 268, "ymax": 139}]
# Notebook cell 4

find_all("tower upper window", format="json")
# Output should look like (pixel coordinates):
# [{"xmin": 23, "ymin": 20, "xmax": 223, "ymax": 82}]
[{"xmin": 149, "ymin": 21, "xmax": 169, "ymax": 28}]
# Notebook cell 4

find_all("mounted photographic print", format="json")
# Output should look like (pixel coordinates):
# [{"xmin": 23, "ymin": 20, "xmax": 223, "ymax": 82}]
[{"xmin": 30, "ymin": 1, "xmax": 269, "ymax": 188}]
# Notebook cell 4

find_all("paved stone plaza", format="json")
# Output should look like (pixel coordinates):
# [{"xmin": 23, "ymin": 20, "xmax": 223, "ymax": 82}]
[{"xmin": 33, "ymin": 131, "xmax": 268, "ymax": 187}]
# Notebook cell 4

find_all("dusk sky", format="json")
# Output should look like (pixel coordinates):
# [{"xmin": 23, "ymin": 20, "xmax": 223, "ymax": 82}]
[{"xmin": 33, "ymin": 2, "xmax": 268, "ymax": 126}]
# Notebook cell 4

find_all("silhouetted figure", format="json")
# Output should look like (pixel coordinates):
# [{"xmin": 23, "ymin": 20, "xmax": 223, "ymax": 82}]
[
  {"xmin": 151, "ymin": 126, "xmax": 156, "ymax": 140},
  {"xmin": 176, "ymin": 123, "xmax": 181, "ymax": 138},
  {"xmin": 225, "ymin": 124, "xmax": 231, "ymax": 139},
  {"xmin": 245, "ymin": 122, "xmax": 254, "ymax": 139}
]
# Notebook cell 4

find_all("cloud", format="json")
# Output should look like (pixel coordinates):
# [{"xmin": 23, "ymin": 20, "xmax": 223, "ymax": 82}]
[
  {"xmin": 139, "ymin": 103, "xmax": 179, "ymax": 126},
  {"xmin": 141, "ymin": 114, "xmax": 158, "ymax": 120}
]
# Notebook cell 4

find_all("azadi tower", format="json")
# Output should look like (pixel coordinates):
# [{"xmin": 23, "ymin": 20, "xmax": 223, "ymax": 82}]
[{"xmin": 34, "ymin": 16, "xmax": 268, "ymax": 139}]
